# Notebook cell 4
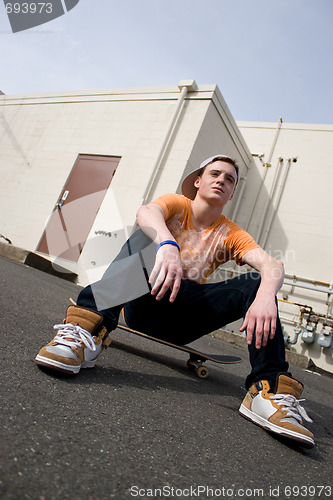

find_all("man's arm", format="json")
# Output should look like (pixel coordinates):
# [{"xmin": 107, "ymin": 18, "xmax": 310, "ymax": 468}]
[
  {"xmin": 239, "ymin": 248, "xmax": 284, "ymax": 349},
  {"xmin": 136, "ymin": 204, "xmax": 182, "ymax": 302}
]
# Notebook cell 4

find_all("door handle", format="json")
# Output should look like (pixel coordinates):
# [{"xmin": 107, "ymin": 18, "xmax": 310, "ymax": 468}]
[{"xmin": 56, "ymin": 190, "xmax": 69, "ymax": 210}]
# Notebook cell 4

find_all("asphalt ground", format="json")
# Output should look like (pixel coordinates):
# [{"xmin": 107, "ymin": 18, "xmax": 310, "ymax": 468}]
[{"xmin": 1, "ymin": 256, "xmax": 332, "ymax": 500}]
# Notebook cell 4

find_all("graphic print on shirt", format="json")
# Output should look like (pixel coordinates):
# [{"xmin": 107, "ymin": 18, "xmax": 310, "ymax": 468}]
[
  {"xmin": 166, "ymin": 213, "xmax": 232, "ymax": 283},
  {"xmin": 150, "ymin": 193, "xmax": 260, "ymax": 284}
]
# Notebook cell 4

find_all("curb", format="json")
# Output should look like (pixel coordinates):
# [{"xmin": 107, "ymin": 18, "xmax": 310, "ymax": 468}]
[{"xmin": 0, "ymin": 241, "xmax": 77, "ymax": 283}]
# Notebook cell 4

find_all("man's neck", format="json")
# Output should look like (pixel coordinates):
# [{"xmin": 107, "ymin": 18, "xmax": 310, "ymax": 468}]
[{"xmin": 190, "ymin": 197, "xmax": 224, "ymax": 231}]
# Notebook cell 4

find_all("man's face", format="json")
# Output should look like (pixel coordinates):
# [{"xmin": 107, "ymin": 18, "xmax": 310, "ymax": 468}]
[{"xmin": 194, "ymin": 161, "xmax": 237, "ymax": 206}]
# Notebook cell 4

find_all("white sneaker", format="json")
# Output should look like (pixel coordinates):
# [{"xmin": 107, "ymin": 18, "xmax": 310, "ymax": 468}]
[
  {"xmin": 239, "ymin": 374, "xmax": 315, "ymax": 448},
  {"xmin": 35, "ymin": 306, "xmax": 111, "ymax": 374}
]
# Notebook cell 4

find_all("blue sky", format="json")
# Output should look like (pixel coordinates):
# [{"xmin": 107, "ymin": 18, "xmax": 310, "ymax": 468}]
[{"xmin": 1, "ymin": 0, "xmax": 332, "ymax": 123}]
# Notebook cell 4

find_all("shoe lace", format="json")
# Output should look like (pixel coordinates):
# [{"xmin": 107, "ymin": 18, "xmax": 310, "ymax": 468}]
[
  {"xmin": 270, "ymin": 394, "xmax": 313, "ymax": 423},
  {"xmin": 53, "ymin": 323, "xmax": 97, "ymax": 352}
]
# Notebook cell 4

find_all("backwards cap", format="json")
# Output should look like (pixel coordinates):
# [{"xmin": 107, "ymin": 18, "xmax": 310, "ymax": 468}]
[{"xmin": 181, "ymin": 154, "xmax": 236, "ymax": 200}]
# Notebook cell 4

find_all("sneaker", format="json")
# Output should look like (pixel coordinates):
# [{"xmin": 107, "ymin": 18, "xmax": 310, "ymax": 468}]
[
  {"xmin": 35, "ymin": 306, "xmax": 111, "ymax": 375},
  {"xmin": 239, "ymin": 373, "xmax": 315, "ymax": 448}
]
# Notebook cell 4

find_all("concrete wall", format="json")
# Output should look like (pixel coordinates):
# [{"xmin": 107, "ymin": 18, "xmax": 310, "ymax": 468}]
[
  {"xmin": 0, "ymin": 86, "xmax": 194, "ymax": 253},
  {"xmin": 2, "ymin": 84, "xmax": 332, "ymax": 372},
  {"xmin": 0, "ymin": 83, "xmax": 251, "ymax": 285},
  {"xmin": 235, "ymin": 121, "xmax": 333, "ymax": 373}
]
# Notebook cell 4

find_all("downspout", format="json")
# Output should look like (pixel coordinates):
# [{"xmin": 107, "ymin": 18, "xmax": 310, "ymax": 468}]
[
  {"xmin": 261, "ymin": 157, "xmax": 295, "ymax": 249},
  {"xmin": 266, "ymin": 117, "xmax": 283, "ymax": 166},
  {"xmin": 141, "ymin": 80, "xmax": 197, "ymax": 204},
  {"xmin": 230, "ymin": 175, "xmax": 247, "ymax": 221},
  {"xmin": 256, "ymin": 157, "xmax": 284, "ymax": 244},
  {"xmin": 245, "ymin": 117, "xmax": 283, "ymax": 232}
]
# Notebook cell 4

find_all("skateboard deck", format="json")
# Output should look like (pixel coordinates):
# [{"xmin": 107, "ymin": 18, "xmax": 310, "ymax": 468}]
[{"xmin": 116, "ymin": 322, "xmax": 242, "ymax": 379}]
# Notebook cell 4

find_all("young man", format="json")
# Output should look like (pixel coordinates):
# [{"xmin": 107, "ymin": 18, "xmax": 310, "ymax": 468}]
[{"xmin": 35, "ymin": 155, "xmax": 315, "ymax": 448}]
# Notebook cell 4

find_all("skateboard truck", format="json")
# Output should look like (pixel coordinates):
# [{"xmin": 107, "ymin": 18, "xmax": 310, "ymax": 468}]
[
  {"xmin": 116, "ymin": 321, "xmax": 241, "ymax": 379},
  {"xmin": 187, "ymin": 354, "xmax": 210, "ymax": 379}
]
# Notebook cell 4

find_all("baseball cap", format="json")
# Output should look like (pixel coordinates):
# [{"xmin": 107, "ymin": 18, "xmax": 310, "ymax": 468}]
[{"xmin": 181, "ymin": 155, "xmax": 238, "ymax": 200}]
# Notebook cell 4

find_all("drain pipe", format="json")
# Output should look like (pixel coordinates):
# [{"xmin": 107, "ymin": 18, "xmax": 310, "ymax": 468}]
[
  {"xmin": 141, "ymin": 80, "xmax": 197, "ymax": 204},
  {"xmin": 266, "ymin": 117, "xmax": 283, "ymax": 167},
  {"xmin": 245, "ymin": 118, "xmax": 283, "ymax": 232},
  {"xmin": 261, "ymin": 157, "xmax": 295, "ymax": 249},
  {"xmin": 230, "ymin": 175, "xmax": 247, "ymax": 221},
  {"xmin": 256, "ymin": 157, "xmax": 284, "ymax": 244}
]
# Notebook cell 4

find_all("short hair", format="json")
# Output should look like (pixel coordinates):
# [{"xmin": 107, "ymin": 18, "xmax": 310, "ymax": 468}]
[{"xmin": 198, "ymin": 156, "xmax": 239, "ymax": 185}]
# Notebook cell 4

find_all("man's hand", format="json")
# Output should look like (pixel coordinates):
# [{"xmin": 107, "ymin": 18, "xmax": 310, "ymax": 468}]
[
  {"xmin": 239, "ymin": 248, "xmax": 284, "ymax": 349},
  {"xmin": 239, "ymin": 292, "xmax": 277, "ymax": 349},
  {"xmin": 137, "ymin": 203, "xmax": 183, "ymax": 302},
  {"xmin": 149, "ymin": 244, "xmax": 183, "ymax": 302}
]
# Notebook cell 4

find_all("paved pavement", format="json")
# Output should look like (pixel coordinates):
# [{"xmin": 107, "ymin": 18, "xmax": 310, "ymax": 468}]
[{"xmin": 1, "ymin": 256, "xmax": 332, "ymax": 500}]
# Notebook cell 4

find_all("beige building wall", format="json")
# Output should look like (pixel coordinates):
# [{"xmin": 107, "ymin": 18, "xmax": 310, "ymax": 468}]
[
  {"xmin": 235, "ymin": 121, "xmax": 333, "ymax": 373},
  {"xmin": 1, "ymin": 83, "xmax": 332, "ymax": 373},
  {"xmin": 0, "ymin": 83, "xmax": 252, "ymax": 284}
]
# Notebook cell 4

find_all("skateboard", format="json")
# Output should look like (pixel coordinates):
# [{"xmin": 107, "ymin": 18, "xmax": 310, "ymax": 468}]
[{"xmin": 116, "ymin": 322, "xmax": 242, "ymax": 379}]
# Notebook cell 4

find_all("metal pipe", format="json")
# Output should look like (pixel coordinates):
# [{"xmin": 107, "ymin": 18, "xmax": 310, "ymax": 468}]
[
  {"xmin": 286, "ymin": 329, "xmax": 302, "ymax": 345},
  {"xmin": 284, "ymin": 273, "xmax": 332, "ymax": 288},
  {"xmin": 261, "ymin": 158, "xmax": 293, "ymax": 249},
  {"xmin": 283, "ymin": 279, "xmax": 333, "ymax": 295},
  {"xmin": 278, "ymin": 298, "xmax": 313, "ymax": 312},
  {"xmin": 279, "ymin": 316, "xmax": 298, "ymax": 325},
  {"xmin": 245, "ymin": 161, "xmax": 269, "ymax": 232},
  {"xmin": 142, "ymin": 83, "xmax": 192, "ymax": 204},
  {"xmin": 245, "ymin": 118, "xmax": 283, "ymax": 232},
  {"xmin": 256, "ymin": 157, "xmax": 284, "ymax": 243},
  {"xmin": 266, "ymin": 118, "xmax": 283, "ymax": 167},
  {"xmin": 230, "ymin": 176, "xmax": 247, "ymax": 221}
]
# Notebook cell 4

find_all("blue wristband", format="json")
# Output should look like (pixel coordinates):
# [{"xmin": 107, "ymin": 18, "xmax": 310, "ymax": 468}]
[{"xmin": 157, "ymin": 240, "xmax": 180, "ymax": 252}]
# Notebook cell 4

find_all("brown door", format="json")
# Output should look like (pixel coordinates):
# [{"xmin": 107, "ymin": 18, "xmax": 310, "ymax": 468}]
[{"xmin": 37, "ymin": 154, "xmax": 120, "ymax": 262}]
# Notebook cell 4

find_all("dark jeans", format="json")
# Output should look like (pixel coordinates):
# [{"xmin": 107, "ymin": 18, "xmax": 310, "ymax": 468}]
[{"xmin": 77, "ymin": 231, "xmax": 289, "ymax": 389}]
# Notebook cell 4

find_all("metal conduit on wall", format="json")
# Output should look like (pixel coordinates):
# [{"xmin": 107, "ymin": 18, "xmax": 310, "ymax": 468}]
[
  {"xmin": 245, "ymin": 118, "xmax": 283, "ymax": 232},
  {"xmin": 230, "ymin": 175, "xmax": 247, "ymax": 221},
  {"xmin": 141, "ymin": 80, "xmax": 197, "ymax": 205},
  {"xmin": 261, "ymin": 157, "xmax": 296, "ymax": 249},
  {"xmin": 256, "ymin": 157, "xmax": 284, "ymax": 245}
]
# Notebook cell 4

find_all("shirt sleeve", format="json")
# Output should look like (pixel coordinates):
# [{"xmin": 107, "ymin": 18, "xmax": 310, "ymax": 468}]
[
  {"xmin": 225, "ymin": 222, "xmax": 260, "ymax": 265},
  {"xmin": 148, "ymin": 193, "xmax": 187, "ymax": 221}
]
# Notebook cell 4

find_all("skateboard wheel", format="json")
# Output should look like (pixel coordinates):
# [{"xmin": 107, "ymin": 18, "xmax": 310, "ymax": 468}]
[{"xmin": 196, "ymin": 366, "xmax": 209, "ymax": 379}]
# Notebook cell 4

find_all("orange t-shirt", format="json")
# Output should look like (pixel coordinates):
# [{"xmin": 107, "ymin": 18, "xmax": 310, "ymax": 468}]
[{"xmin": 150, "ymin": 193, "xmax": 260, "ymax": 284}]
